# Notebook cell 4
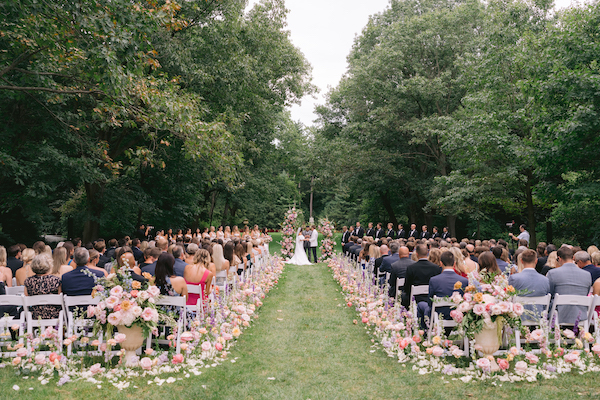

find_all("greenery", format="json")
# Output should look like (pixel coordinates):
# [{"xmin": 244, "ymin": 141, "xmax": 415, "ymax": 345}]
[{"xmin": 2, "ymin": 261, "xmax": 600, "ymax": 399}]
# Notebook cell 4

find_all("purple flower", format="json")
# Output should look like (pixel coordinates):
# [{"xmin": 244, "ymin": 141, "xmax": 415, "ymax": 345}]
[
  {"xmin": 545, "ymin": 364, "xmax": 556, "ymax": 373},
  {"xmin": 57, "ymin": 375, "xmax": 71, "ymax": 386}
]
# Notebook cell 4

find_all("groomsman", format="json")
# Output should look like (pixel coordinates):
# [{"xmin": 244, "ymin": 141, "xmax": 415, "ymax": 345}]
[
  {"xmin": 441, "ymin": 227, "xmax": 450, "ymax": 240},
  {"xmin": 353, "ymin": 222, "xmax": 364, "ymax": 238},
  {"xmin": 386, "ymin": 223, "xmax": 395, "ymax": 238},
  {"xmin": 341, "ymin": 226, "xmax": 351, "ymax": 245},
  {"xmin": 376, "ymin": 223, "xmax": 385, "ymax": 239},
  {"xmin": 365, "ymin": 222, "xmax": 375, "ymax": 238},
  {"xmin": 420, "ymin": 225, "xmax": 431, "ymax": 240},
  {"xmin": 396, "ymin": 224, "xmax": 406, "ymax": 239},
  {"xmin": 431, "ymin": 226, "xmax": 440, "ymax": 239},
  {"xmin": 409, "ymin": 224, "xmax": 419, "ymax": 239}
]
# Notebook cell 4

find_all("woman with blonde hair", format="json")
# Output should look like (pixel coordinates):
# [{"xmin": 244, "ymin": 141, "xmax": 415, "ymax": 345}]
[
  {"xmin": 540, "ymin": 251, "xmax": 558, "ymax": 275},
  {"xmin": 184, "ymin": 249, "xmax": 213, "ymax": 307},
  {"xmin": 51, "ymin": 246, "xmax": 73, "ymax": 277},
  {"xmin": 87, "ymin": 249, "xmax": 107, "ymax": 277},
  {"xmin": 0, "ymin": 246, "xmax": 13, "ymax": 288},
  {"xmin": 15, "ymin": 248, "xmax": 36, "ymax": 285},
  {"xmin": 212, "ymin": 244, "xmax": 229, "ymax": 273},
  {"xmin": 209, "ymin": 226, "xmax": 217, "ymax": 240},
  {"xmin": 224, "ymin": 226, "xmax": 232, "ymax": 241},
  {"xmin": 232, "ymin": 226, "xmax": 241, "ymax": 239},
  {"xmin": 428, "ymin": 248, "xmax": 442, "ymax": 266},
  {"xmin": 460, "ymin": 248, "xmax": 478, "ymax": 275},
  {"xmin": 368, "ymin": 245, "xmax": 380, "ymax": 273}
]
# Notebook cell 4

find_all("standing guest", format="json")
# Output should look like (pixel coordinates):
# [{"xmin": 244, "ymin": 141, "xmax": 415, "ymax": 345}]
[
  {"xmin": 396, "ymin": 224, "xmax": 406, "ymax": 240},
  {"xmin": 384, "ymin": 223, "xmax": 394, "ymax": 239},
  {"xmin": 15, "ymin": 248, "xmax": 36, "ymax": 286},
  {"xmin": 547, "ymin": 246, "xmax": 592, "ymax": 324},
  {"xmin": 86, "ymin": 249, "xmax": 107, "ymax": 277},
  {"xmin": 61, "ymin": 248, "xmax": 105, "ymax": 296},
  {"xmin": 154, "ymin": 253, "xmax": 187, "ymax": 299},
  {"xmin": 184, "ymin": 249, "xmax": 213, "ymax": 307},
  {"xmin": 575, "ymin": 251, "xmax": 600, "ymax": 284},
  {"xmin": 509, "ymin": 224, "xmax": 530, "ymax": 247},
  {"xmin": 172, "ymin": 245, "xmax": 188, "ymax": 277},
  {"xmin": 402, "ymin": 244, "xmax": 442, "ymax": 310},
  {"xmin": 0, "ymin": 246, "xmax": 13, "ymax": 288},
  {"xmin": 353, "ymin": 222, "xmax": 365, "ymax": 238},
  {"xmin": 6, "ymin": 245, "xmax": 23, "ymax": 276},
  {"xmin": 420, "ymin": 225, "xmax": 431, "ymax": 240},
  {"xmin": 51, "ymin": 246, "xmax": 72, "ymax": 277},
  {"xmin": 441, "ymin": 227, "xmax": 450, "ymax": 240},
  {"xmin": 431, "ymin": 227, "xmax": 440, "ymax": 239},
  {"xmin": 408, "ymin": 224, "xmax": 419, "ymax": 239},
  {"xmin": 508, "ymin": 249, "xmax": 550, "ymax": 320},
  {"xmin": 24, "ymin": 254, "xmax": 62, "ymax": 319},
  {"xmin": 388, "ymin": 247, "xmax": 414, "ymax": 299},
  {"xmin": 341, "ymin": 226, "xmax": 351, "ymax": 246},
  {"xmin": 365, "ymin": 222, "xmax": 375, "ymax": 238}
]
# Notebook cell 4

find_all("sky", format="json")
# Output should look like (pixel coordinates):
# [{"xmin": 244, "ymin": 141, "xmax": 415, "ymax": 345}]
[{"xmin": 248, "ymin": 0, "xmax": 579, "ymax": 127}]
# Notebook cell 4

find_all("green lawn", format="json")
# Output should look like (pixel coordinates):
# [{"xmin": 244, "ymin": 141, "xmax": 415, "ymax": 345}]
[{"xmin": 2, "ymin": 259, "xmax": 600, "ymax": 399}]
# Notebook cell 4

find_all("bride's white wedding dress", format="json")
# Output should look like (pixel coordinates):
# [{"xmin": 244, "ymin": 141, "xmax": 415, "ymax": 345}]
[{"xmin": 285, "ymin": 228, "xmax": 312, "ymax": 265}]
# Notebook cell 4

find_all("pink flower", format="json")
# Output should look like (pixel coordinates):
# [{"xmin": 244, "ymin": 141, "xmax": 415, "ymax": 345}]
[
  {"xmin": 100, "ymin": 343, "xmax": 107, "ymax": 352},
  {"xmin": 87, "ymin": 305, "xmax": 96, "ymax": 318},
  {"xmin": 16, "ymin": 348, "xmax": 28, "ymax": 357},
  {"xmin": 512, "ymin": 303, "xmax": 524, "ymax": 316},
  {"xmin": 529, "ymin": 329, "xmax": 544, "ymax": 341},
  {"xmin": 476, "ymin": 357, "xmax": 491, "ymax": 372},
  {"xmin": 172, "ymin": 353, "xmax": 184, "ymax": 364},
  {"xmin": 114, "ymin": 333, "xmax": 127, "ymax": 343},
  {"xmin": 147, "ymin": 286, "xmax": 160, "ymax": 298},
  {"xmin": 12, "ymin": 357, "xmax": 21, "ymax": 366},
  {"xmin": 215, "ymin": 342, "xmax": 223, "ymax": 351},
  {"xmin": 34, "ymin": 354, "xmax": 46, "ymax": 365},
  {"xmin": 563, "ymin": 329, "xmax": 576, "ymax": 339},
  {"xmin": 140, "ymin": 357, "xmax": 153, "ymax": 370},
  {"xmin": 432, "ymin": 346, "xmax": 444, "ymax": 357},
  {"xmin": 398, "ymin": 339, "xmax": 409, "ymax": 349},
  {"xmin": 141, "ymin": 307, "xmax": 158, "ymax": 322},
  {"xmin": 90, "ymin": 363, "xmax": 103, "ymax": 374},
  {"xmin": 180, "ymin": 332, "xmax": 194, "ymax": 342},
  {"xmin": 109, "ymin": 285, "xmax": 124, "ymax": 298},
  {"xmin": 473, "ymin": 304, "xmax": 486, "ymax": 315},
  {"xmin": 497, "ymin": 358, "xmax": 509, "ymax": 370},
  {"xmin": 592, "ymin": 343, "xmax": 600, "ymax": 356},
  {"xmin": 525, "ymin": 352, "xmax": 539, "ymax": 364},
  {"xmin": 515, "ymin": 360, "xmax": 528, "ymax": 373},
  {"xmin": 107, "ymin": 311, "xmax": 122, "ymax": 325},
  {"xmin": 105, "ymin": 296, "xmax": 119, "ymax": 309},
  {"xmin": 48, "ymin": 352, "xmax": 59, "ymax": 362},
  {"xmin": 450, "ymin": 310, "xmax": 463, "ymax": 323},
  {"xmin": 564, "ymin": 351, "xmax": 580, "ymax": 363},
  {"xmin": 201, "ymin": 341, "xmax": 212, "ymax": 352}
]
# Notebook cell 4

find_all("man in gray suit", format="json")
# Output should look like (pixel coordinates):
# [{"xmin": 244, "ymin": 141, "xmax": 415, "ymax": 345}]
[
  {"xmin": 547, "ymin": 246, "xmax": 592, "ymax": 325},
  {"xmin": 508, "ymin": 249, "xmax": 550, "ymax": 321}
]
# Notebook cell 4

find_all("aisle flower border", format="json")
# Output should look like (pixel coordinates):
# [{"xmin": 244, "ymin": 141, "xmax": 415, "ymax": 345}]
[
  {"xmin": 279, "ymin": 207, "xmax": 302, "ymax": 260},
  {"xmin": 328, "ymin": 255, "xmax": 600, "ymax": 382},
  {"xmin": 1, "ymin": 255, "xmax": 285, "ymax": 389},
  {"xmin": 318, "ymin": 217, "xmax": 336, "ymax": 262}
]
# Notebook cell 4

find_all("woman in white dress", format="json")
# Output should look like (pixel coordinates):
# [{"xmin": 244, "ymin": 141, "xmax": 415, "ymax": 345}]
[{"xmin": 285, "ymin": 228, "xmax": 312, "ymax": 265}]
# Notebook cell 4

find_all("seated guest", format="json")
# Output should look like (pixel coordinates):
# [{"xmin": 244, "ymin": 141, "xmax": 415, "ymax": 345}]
[
  {"xmin": 61, "ymin": 248, "xmax": 105, "ymax": 296},
  {"xmin": 547, "ymin": 247, "xmax": 592, "ymax": 324},
  {"xmin": 380, "ymin": 242, "xmax": 400, "ymax": 275},
  {"xmin": 15, "ymin": 248, "xmax": 35, "ymax": 286},
  {"xmin": 140, "ymin": 247, "xmax": 162, "ymax": 276},
  {"xmin": 7, "ymin": 245, "xmax": 23, "ymax": 276},
  {"xmin": 388, "ymin": 246, "xmax": 414, "ymax": 298},
  {"xmin": 87, "ymin": 249, "xmax": 107, "ymax": 277},
  {"xmin": 184, "ymin": 249, "xmax": 213, "ymax": 306},
  {"xmin": 402, "ymin": 244, "xmax": 442, "ymax": 309},
  {"xmin": 0, "ymin": 246, "xmax": 13, "ymax": 289},
  {"xmin": 575, "ymin": 251, "xmax": 600, "ymax": 284},
  {"xmin": 373, "ymin": 244, "xmax": 389, "ymax": 276},
  {"xmin": 535, "ymin": 242, "xmax": 548, "ymax": 273},
  {"xmin": 154, "ymin": 253, "xmax": 187, "ymax": 299},
  {"xmin": 540, "ymin": 251, "xmax": 558, "ymax": 276},
  {"xmin": 343, "ymin": 236, "xmax": 355, "ymax": 257},
  {"xmin": 477, "ymin": 251, "xmax": 501, "ymax": 275},
  {"xmin": 51, "ymin": 246, "xmax": 72, "ymax": 277},
  {"xmin": 185, "ymin": 243, "xmax": 199, "ymax": 265},
  {"xmin": 420, "ymin": 251, "xmax": 468, "ymax": 324},
  {"xmin": 131, "ymin": 238, "xmax": 144, "ymax": 262},
  {"xmin": 94, "ymin": 239, "xmax": 110, "ymax": 269},
  {"xmin": 24, "ymin": 254, "xmax": 62, "ymax": 319},
  {"xmin": 172, "ymin": 245, "xmax": 188, "ymax": 277},
  {"xmin": 349, "ymin": 239, "xmax": 362, "ymax": 261},
  {"xmin": 492, "ymin": 246, "xmax": 509, "ymax": 273},
  {"xmin": 508, "ymin": 249, "xmax": 550, "ymax": 321}
]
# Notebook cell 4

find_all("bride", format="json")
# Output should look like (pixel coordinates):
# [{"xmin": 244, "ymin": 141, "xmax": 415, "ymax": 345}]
[{"xmin": 285, "ymin": 227, "xmax": 312, "ymax": 265}]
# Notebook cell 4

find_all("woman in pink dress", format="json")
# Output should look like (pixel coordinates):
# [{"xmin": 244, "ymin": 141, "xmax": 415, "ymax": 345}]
[{"xmin": 184, "ymin": 249, "xmax": 213, "ymax": 307}]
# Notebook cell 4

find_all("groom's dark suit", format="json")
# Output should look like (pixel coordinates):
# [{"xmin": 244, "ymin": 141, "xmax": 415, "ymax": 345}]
[{"xmin": 353, "ymin": 227, "xmax": 365, "ymax": 238}]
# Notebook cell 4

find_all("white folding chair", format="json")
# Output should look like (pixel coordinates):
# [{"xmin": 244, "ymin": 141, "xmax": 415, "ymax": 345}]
[
  {"xmin": 186, "ymin": 284, "xmax": 205, "ymax": 320},
  {"xmin": 548, "ymin": 294, "xmax": 594, "ymax": 347},
  {"xmin": 63, "ymin": 295, "xmax": 101, "ymax": 356},
  {"xmin": 589, "ymin": 295, "xmax": 600, "ymax": 342},
  {"xmin": 22, "ymin": 294, "xmax": 65, "ymax": 354},
  {"xmin": 214, "ymin": 270, "xmax": 227, "ymax": 292},
  {"xmin": 513, "ymin": 294, "xmax": 551, "ymax": 351},
  {"xmin": 395, "ymin": 278, "xmax": 405, "ymax": 302},
  {"xmin": 12, "ymin": 277, "xmax": 17, "ymax": 287},
  {"xmin": 6, "ymin": 286, "xmax": 24, "ymax": 295},
  {"xmin": 148, "ymin": 296, "xmax": 187, "ymax": 353},
  {"xmin": 428, "ymin": 296, "xmax": 469, "ymax": 353},
  {"xmin": 0, "ymin": 294, "xmax": 25, "ymax": 356}
]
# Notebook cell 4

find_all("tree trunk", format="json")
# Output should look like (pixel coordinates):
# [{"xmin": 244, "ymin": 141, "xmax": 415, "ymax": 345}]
[
  {"xmin": 379, "ymin": 191, "xmax": 398, "ymax": 227},
  {"xmin": 221, "ymin": 196, "xmax": 229, "ymax": 226},
  {"xmin": 83, "ymin": 182, "xmax": 104, "ymax": 243},
  {"xmin": 525, "ymin": 170, "xmax": 537, "ymax": 248},
  {"xmin": 309, "ymin": 176, "xmax": 314, "ymax": 223},
  {"xmin": 447, "ymin": 215, "xmax": 457, "ymax": 238},
  {"xmin": 209, "ymin": 191, "xmax": 219, "ymax": 226}
]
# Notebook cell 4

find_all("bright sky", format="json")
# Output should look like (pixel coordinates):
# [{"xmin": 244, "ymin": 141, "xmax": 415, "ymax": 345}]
[{"xmin": 248, "ymin": 0, "xmax": 578, "ymax": 127}]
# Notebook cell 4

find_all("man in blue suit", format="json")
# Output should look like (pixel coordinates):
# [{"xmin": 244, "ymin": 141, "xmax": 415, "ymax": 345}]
[
  {"xmin": 508, "ymin": 249, "xmax": 550, "ymax": 321},
  {"xmin": 62, "ymin": 247, "xmax": 105, "ymax": 296},
  {"xmin": 419, "ymin": 251, "xmax": 468, "ymax": 326},
  {"xmin": 379, "ymin": 242, "xmax": 400, "ymax": 274},
  {"xmin": 172, "ymin": 245, "xmax": 188, "ymax": 277}
]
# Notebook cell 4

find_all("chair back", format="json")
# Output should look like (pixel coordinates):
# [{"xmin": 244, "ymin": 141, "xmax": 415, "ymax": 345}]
[
  {"xmin": 5, "ymin": 286, "xmax": 24, "ymax": 295},
  {"xmin": 395, "ymin": 278, "xmax": 405, "ymax": 300},
  {"xmin": 63, "ymin": 295, "xmax": 99, "ymax": 308},
  {"xmin": 23, "ymin": 294, "xmax": 64, "ymax": 308},
  {"xmin": 548, "ymin": 293, "xmax": 594, "ymax": 326},
  {"xmin": 411, "ymin": 285, "xmax": 429, "ymax": 296},
  {"xmin": 186, "ymin": 284, "xmax": 202, "ymax": 295},
  {"xmin": 0, "ymin": 294, "xmax": 24, "ymax": 307}
]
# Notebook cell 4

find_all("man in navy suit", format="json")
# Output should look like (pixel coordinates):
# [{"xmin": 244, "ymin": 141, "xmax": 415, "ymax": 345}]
[
  {"xmin": 508, "ymin": 249, "xmax": 550, "ymax": 321},
  {"xmin": 172, "ymin": 245, "xmax": 188, "ymax": 277},
  {"xmin": 420, "ymin": 251, "xmax": 468, "ymax": 328},
  {"xmin": 492, "ymin": 246, "xmax": 509, "ymax": 273},
  {"xmin": 62, "ymin": 247, "xmax": 105, "ymax": 296},
  {"xmin": 379, "ymin": 242, "xmax": 400, "ymax": 275},
  {"xmin": 575, "ymin": 251, "xmax": 600, "ymax": 284},
  {"xmin": 131, "ymin": 238, "xmax": 144, "ymax": 263}
]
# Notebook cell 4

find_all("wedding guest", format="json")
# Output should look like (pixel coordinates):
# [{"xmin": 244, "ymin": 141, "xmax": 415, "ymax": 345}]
[
  {"xmin": 140, "ymin": 247, "xmax": 161, "ymax": 275},
  {"xmin": 131, "ymin": 238, "xmax": 144, "ymax": 262},
  {"xmin": 548, "ymin": 247, "xmax": 592, "ymax": 324},
  {"xmin": 508, "ymin": 249, "xmax": 550, "ymax": 320},
  {"xmin": 477, "ymin": 251, "xmax": 501, "ymax": 275},
  {"xmin": 402, "ymin": 244, "xmax": 442, "ymax": 316},
  {"xmin": 51, "ymin": 246, "xmax": 72, "ymax": 277},
  {"xmin": 450, "ymin": 247, "xmax": 468, "ymax": 277},
  {"xmin": 172, "ymin": 245, "xmax": 188, "ymax": 277},
  {"xmin": 535, "ymin": 242, "xmax": 548, "ymax": 273},
  {"xmin": 87, "ymin": 249, "xmax": 107, "ymax": 277},
  {"xmin": 6, "ymin": 244, "xmax": 23, "ymax": 276},
  {"xmin": 15, "ymin": 248, "xmax": 35, "ymax": 286},
  {"xmin": 234, "ymin": 243, "xmax": 247, "ymax": 274},
  {"xmin": 212, "ymin": 244, "xmax": 230, "ymax": 286},
  {"xmin": 408, "ymin": 224, "xmax": 419, "ymax": 239},
  {"xmin": 24, "ymin": 254, "xmax": 62, "ymax": 319},
  {"xmin": 104, "ymin": 239, "xmax": 118, "ymax": 262},
  {"xmin": 373, "ymin": 244, "xmax": 389, "ymax": 277},
  {"xmin": 358, "ymin": 243, "xmax": 371, "ymax": 268},
  {"xmin": 575, "ymin": 251, "xmax": 600, "ymax": 284},
  {"xmin": 61, "ymin": 247, "xmax": 105, "ymax": 296},
  {"xmin": 0, "ymin": 246, "xmax": 13, "ymax": 288},
  {"xmin": 397, "ymin": 224, "xmax": 406, "ymax": 239},
  {"xmin": 185, "ymin": 243, "xmax": 199, "ymax": 264},
  {"xmin": 184, "ymin": 249, "xmax": 213, "ymax": 306},
  {"xmin": 388, "ymin": 246, "xmax": 414, "ymax": 298},
  {"xmin": 154, "ymin": 253, "xmax": 187, "ymax": 300},
  {"xmin": 343, "ymin": 236, "xmax": 356, "ymax": 256},
  {"xmin": 223, "ymin": 241, "xmax": 237, "ymax": 273},
  {"xmin": 593, "ymin": 251, "xmax": 600, "ymax": 268},
  {"xmin": 492, "ymin": 246, "xmax": 509, "ymax": 273},
  {"xmin": 365, "ymin": 222, "xmax": 375, "ymax": 238}
]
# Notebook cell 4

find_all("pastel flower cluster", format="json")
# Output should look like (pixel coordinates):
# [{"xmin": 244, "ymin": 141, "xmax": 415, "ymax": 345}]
[
  {"xmin": 318, "ymin": 217, "xmax": 336, "ymax": 262},
  {"xmin": 280, "ymin": 207, "xmax": 302, "ymax": 259},
  {"xmin": 329, "ymin": 255, "xmax": 600, "ymax": 382}
]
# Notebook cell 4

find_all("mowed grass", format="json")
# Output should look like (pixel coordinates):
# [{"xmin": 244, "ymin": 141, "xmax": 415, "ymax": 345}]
[{"xmin": 2, "ymin": 255, "xmax": 600, "ymax": 399}]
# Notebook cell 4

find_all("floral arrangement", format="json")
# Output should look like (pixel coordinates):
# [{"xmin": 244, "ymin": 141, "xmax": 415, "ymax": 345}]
[
  {"xmin": 2, "ymin": 255, "xmax": 285, "ymax": 389},
  {"xmin": 279, "ymin": 207, "xmax": 302, "ymax": 259},
  {"xmin": 328, "ymin": 255, "xmax": 600, "ymax": 382},
  {"xmin": 448, "ymin": 270, "xmax": 523, "ymax": 339},
  {"xmin": 318, "ymin": 217, "xmax": 336, "ymax": 262}
]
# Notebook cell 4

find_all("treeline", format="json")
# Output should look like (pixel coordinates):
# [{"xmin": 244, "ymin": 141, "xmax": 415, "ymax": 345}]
[
  {"xmin": 309, "ymin": 0, "xmax": 600, "ymax": 247},
  {"xmin": 0, "ymin": 0, "xmax": 313, "ymax": 245}
]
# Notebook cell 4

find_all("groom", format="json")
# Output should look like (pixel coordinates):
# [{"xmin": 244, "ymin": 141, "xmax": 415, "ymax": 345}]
[{"xmin": 309, "ymin": 225, "xmax": 318, "ymax": 262}]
